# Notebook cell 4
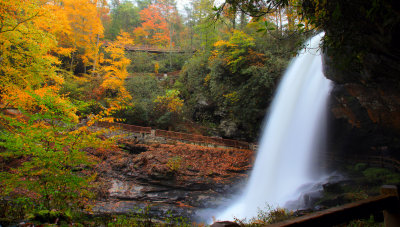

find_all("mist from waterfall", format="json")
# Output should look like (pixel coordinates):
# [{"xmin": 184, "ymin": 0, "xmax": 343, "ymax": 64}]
[{"xmin": 216, "ymin": 33, "xmax": 332, "ymax": 220}]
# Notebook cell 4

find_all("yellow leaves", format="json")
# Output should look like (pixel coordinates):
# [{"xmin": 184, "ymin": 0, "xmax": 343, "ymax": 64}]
[
  {"xmin": 204, "ymin": 74, "xmax": 211, "ymax": 86},
  {"xmin": 154, "ymin": 62, "xmax": 160, "ymax": 74},
  {"xmin": 101, "ymin": 77, "xmax": 123, "ymax": 91},
  {"xmin": 94, "ymin": 31, "xmax": 133, "ymax": 122},
  {"xmin": 154, "ymin": 89, "xmax": 184, "ymax": 113},
  {"xmin": 213, "ymin": 40, "xmax": 236, "ymax": 48},
  {"xmin": 116, "ymin": 31, "xmax": 134, "ymax": 47},
  {"xmin": 209, "ymin": 30, "xmax": 261, "ymax": 73},
  {"xmin": 42, "ymin": 0, "xmax": 105, "ymax": 72},
  {"xmin": 223, "ymin": 92, "xmax": 239, "ymax": 104},
  {"xmin": 104, "ymin": 32, "xmax": 133, "ymax": 65}
]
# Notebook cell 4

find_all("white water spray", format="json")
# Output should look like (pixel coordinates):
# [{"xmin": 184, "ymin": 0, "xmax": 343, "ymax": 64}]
[{"xmin": 216, "ymin": 33, "xmax": 332, "ymax": 220}]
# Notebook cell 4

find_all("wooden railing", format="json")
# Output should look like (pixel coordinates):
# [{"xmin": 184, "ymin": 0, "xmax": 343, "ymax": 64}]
[
  {"xmin": 155, "ymin": 129, "xmax": 250, "ymax": 149},
  {"xmin": 124, "ymin": 45, "xmax": 190, "ymax": 53},
  {"xmin": 96, "ymin": 121, "xmax": 152, "ymax": 134},
  {"xmin": 267, "ymin": 185, "xmax": 400, "ymax": 227},
  {"xmin": 95, "ymin": 121, "xmax": 250, "ymax": 149},
  {"xmin": 212, "ymin": 186, "xmax": 400, "ymax": 227}
]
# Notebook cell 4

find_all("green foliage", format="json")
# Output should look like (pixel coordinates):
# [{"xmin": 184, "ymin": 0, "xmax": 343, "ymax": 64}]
[
  {"xmin": 0, "ymin": 93, "xmax": 101, "ymax": 220},
  {"xmin": 362, "ymin": 168, "xmax": 400, "ymax": 185},
  {"xmin": 189, "ymin": 0, "xmax": 222, "ymax": 50},
  {"xmin": 234, "ymin": 204, "xmax": 293, "ymax": 226},
  {"xmin": 211, "ymin": 30, "xmax": 257, "ymax": 73},
  {"xmin": 0, "ymin": 198, "xmax": 30, "ymax": 225},
  {"xmin": 178, "ymin": 29, "xmax": 305, "ymax": 140},
  {"xmin": 300, "ymin": 0, "xmax": 400, "ymax": 80},
  {"xmin": 152, "ymin": 89, "xmax": 184, "ymax": 130},
  {"xmin": 74, "ymin": 206, "xmax": 191, "ymax": 227},
  {"xmin": 115, "ymin": 75, "xmax": 161, "ymax": 126},
  {"xmin": 354, "ymin": 163, "xmax": 368, "ymax": 172},
  {"xmin": 159, "ymin": 53, "xmax": 189, "ymax": 73},
  {"xmin": 105, "ymin": 1, "xmax": 141, "ymax": 40},
  {"xmin": 126, "ymin": 52, "xmax": 189, "ymax": 74},
  {"xmin": 28, "ymin": 209, "xmax": 72, "ymax": 224},
  {"xmin": 127, "ymin": 52, "xmax": 157, "ymax": 73},
  {"xmin": 345, "ymin": 215, "xmax": 382, "ymax": 227},
  {"xmin": 117, "ymin": 76, "xmax": 185, "ymax": 130}
]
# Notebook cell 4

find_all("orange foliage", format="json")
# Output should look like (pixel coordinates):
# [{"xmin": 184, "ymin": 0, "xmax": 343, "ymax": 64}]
[
  {"xmin": 83, "ymin": 31, "xmax": 134, "ymax": 125},
  {"xmin": 133, "ymin": 4, "xmax": 171, "ymax": 46},
  {"xmin": 42, "ymin": 0, "xmax": 104, "ymax": 72},
  {"xmin": 105, "ymin": 141, "xmax": 254, "ymax": 184}
]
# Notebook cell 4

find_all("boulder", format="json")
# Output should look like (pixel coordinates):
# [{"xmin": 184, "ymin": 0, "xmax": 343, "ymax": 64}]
[{"xmin": 118, "ymin": 139, "xmax": 147, "ymax": 154}]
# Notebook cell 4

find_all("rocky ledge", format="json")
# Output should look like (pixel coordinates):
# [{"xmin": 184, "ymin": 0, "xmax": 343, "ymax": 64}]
[{"xmin": 86, "ymin": 140, "xmax": 254, "ymax": 220}]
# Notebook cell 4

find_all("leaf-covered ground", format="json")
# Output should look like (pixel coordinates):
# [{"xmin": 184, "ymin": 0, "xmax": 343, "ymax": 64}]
[
  {"xmin": 89, "ymin": 140, "xmax": 254, "ymax": 187},
  {"xmin": 85, "ymin": 140, "xmax": 254, "ymax": 218}
]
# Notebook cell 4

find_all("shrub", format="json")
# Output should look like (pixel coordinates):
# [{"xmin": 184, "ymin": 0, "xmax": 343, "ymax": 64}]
[
  {"xmin": 363, "ymin": 168, "xmax": 392, "ymax": 184},
  {"xmin": 234, "ymin": 205, "xmax": 293, "ymax": 226},
  {"xmin": 166, "ymin": 156, "xmax": 182, "ymax": 173},
  {"xmin": 354, "ymin": 163, "xmax": 368, "ymax": 172}
]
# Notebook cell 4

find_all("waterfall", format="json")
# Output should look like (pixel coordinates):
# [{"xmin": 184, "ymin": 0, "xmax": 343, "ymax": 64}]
[{"xmin": 216, "ymin": 33, "xmax": 332, "ymax": 220}]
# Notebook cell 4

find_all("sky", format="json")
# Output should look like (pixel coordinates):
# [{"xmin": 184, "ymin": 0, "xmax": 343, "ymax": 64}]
[
  {"xmin": 108, "ymin": 0, "xmax": 222, "ymax": 15},
  {"xmin": 176, "ymin": 0, "xmax": 190, "ymax": 12},
  {"xmin": 175, "ymin": 0, "xmax": 223, "ymax": 14}
]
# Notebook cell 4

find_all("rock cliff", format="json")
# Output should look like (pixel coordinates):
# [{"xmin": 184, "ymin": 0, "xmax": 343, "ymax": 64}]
[{"xmin": 318, "ymin": 0, "xmax": 400, "ymax": 159}]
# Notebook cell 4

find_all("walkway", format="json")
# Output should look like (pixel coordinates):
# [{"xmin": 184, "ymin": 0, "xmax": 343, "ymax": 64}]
[{"xmin": 95, "ymin": 121, "xmax": 252, "ymax": 150}]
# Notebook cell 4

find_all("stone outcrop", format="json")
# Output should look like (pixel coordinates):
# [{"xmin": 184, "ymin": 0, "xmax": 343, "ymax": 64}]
[
  {"xmin": 327, "ymin": 80, "xmax": 400, "ymax": 158},
  {"xmin": 89, "ymin": 141, "xmax": 253, "ymax": 220},
  {"xmin": 319, "ymin": 0, "xmax": 400, "ymax": 159}
]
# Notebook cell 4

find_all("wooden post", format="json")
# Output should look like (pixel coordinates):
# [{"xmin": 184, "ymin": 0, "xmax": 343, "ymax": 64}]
[{"xmin": 381, "ymin": 185, "xmax": 400, "ymax": 227}]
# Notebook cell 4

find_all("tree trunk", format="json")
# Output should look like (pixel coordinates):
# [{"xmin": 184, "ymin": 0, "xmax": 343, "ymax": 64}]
[
  {"xmin": 92, "ymin": 34, "xmax": 100, "ymax": 77},
  {"xmin": 70, "ymin": 52, "xmax": 74, "ymax": 72},
  {"xmin": 240, "ymin": 10, "xmax": 246, "ymax": 29}
]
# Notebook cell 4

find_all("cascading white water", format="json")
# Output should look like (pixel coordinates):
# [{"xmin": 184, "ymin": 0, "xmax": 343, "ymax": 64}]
[{"xmin": 216, "ymin": 33, "xmax": 332, "ymax": 220}]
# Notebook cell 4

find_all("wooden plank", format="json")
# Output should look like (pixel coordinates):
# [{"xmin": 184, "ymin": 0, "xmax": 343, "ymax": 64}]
[{"xmin": 267, "ymin": 195, "xmax": 398, "ymax": 227}]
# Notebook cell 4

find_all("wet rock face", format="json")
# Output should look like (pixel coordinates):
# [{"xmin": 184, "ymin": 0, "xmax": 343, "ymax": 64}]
[
  {"xmin": 330, "ymin": 83, "xmax": 400, "ymax": 133},
  {"xmin": 323, "ymin": 34, "xmax": 400, "ymax": 157},
  {"xmin": 327, "ymin": 82, "xmax": 400, "ymax": 157},
  {"xmin": 319, "ymin": 0, "xmax": 400, "ymax": 158}
]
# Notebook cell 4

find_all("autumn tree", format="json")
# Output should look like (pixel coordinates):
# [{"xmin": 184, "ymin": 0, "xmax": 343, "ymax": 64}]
[
  {"xmin": 0, "ymin": 0, "xmax": 110, "ymax": 221},
  {"xmin": 46, "ymin": 0, "xmax": 104, "ymax": 74},
  {"xmin": 133, "ymin": 3, "xmax": 171, "ymax": 46},
  {"xmin": 99, "ymin": 31, "xmax": 133, "ymax": 121},
  {"xmin": 106, "ymin": 1, "xmax": 140, "ymax": 39},
  {"xmin": 191, "ymin": 0, "xmax": 220, "ymax": 49},
  {"xmin": 0, "ymin": 0, "xmax": 64, "ymax": 112},
  {"xmin": 153, "ymin": 89, "xmax": 184, "ymax": 130}
]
